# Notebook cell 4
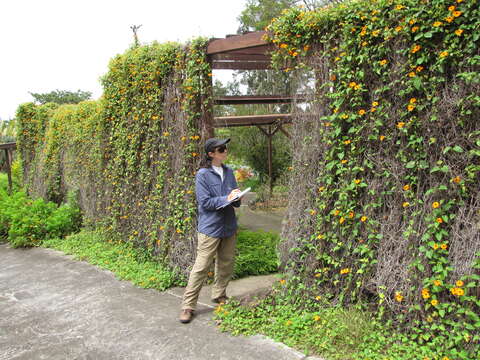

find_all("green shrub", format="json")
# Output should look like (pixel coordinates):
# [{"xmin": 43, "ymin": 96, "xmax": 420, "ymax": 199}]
[
  {"xmin": 234, "ymin": 229, "xmax": 280, "ymax": 278},
  {"xmin": 0, "ymin": 188, "xmax": 81, "ymax": 247}
]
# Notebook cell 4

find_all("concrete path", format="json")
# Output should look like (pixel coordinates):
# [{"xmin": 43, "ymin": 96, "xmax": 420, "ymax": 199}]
[
  {"xmin": 0, "ymin": 244, "xmax": 322, "ymax": 360},
  {"xmin": 237, "ymin": 192, "xmax": 285, "ymax": 234}
]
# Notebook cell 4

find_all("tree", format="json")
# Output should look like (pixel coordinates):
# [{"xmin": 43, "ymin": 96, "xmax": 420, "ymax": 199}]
[{"xmin": 29, "ymin": 89, "xmax": 92, "ymax": 105}]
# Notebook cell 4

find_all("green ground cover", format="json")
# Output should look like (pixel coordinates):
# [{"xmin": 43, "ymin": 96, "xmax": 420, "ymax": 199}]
[{"xmin": 215, "ymin": 289, "xmax": 476, "ymax": 360}]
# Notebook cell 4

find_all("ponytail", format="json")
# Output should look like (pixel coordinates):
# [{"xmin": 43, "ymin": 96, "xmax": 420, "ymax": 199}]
[{"xmin": 199, "ymin": 154, "xmax": 212, "ymax": 169}]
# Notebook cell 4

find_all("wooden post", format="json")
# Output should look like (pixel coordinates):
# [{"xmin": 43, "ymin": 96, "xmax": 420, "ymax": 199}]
[
  {"xmin": 267, "ymin": 125, "xmax": 273, "ymax": 196},
  {"xmin": 4, "ymin": 148, "xmax": 12, "ymax": 194}
]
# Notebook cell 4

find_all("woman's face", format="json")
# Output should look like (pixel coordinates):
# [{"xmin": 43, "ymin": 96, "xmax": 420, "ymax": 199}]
[{"xmin": 208, "ymin": 145, "xmax": 228, "ymax": 163}]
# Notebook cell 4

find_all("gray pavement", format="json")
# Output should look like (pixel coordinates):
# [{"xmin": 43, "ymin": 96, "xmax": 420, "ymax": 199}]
[
  {"xmin": 237, "ymin": 192, "xmax": 285, "ymax": 234},
  {"xmin": 0, "ymin": 244, "xmax": 322, "ymax": 360}
]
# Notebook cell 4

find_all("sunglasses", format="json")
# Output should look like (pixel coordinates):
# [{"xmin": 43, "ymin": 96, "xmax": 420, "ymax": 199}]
[{"xmin": 215, "ymin": 145, "xmax": 227, "ymax": 153}]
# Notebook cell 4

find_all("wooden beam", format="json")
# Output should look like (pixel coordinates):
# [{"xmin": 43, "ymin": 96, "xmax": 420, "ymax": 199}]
[
  {"xmin": 210, "ymin": 53, "xmax": 271, "ymax": 61},
  {"xmin": 278, "ymin": 124, "xmax": 291, "ymax": 139},
  {"xmin": 214, "ymin": 95, "xmax": 305, "ymax": 105},
  {"xmin": 207, "ymin": 31, "xmax": 268, "ymax": 55},
  {"xmin": 212, "ymin": 61, "xmax": 271, "ymax": 70},
  {"xmin": 213, "ymin": 114, "xmax": 291, "ymax": 128},
  {"xmin": 0, "ymin": 142, "xmax": 16, "ymax": 150}
]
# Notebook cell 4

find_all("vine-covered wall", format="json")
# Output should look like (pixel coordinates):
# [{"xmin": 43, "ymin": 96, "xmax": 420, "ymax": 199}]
[
  {"xmin": 16, "ymin": 39, "xmax": 212, "ymax": 275},
  {"xmin": 268, "ymin": 0, "xmax": 479, "ymax": 347}
]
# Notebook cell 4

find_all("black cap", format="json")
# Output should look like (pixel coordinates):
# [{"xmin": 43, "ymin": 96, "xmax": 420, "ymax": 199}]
[{"xmin": 205, "ymin": 138, "xmax": 230, "ymax": 154}]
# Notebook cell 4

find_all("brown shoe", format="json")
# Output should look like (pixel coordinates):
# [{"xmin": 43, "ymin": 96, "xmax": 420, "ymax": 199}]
[
  {"xmin": 212, "ymin": 296, "xmax": 229, "ymax": 304},
  {"xmin": 179, "ymin": 309, "xmax": 194, "ymax": 324}
]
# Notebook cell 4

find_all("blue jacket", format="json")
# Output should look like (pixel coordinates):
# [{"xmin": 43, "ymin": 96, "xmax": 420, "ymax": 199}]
[{"xmin": 195, "ymin": 164, "xmax": 241, "ymax": 238}]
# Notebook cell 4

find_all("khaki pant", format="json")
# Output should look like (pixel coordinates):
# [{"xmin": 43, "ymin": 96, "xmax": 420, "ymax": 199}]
[{"xmin": 182, "ymin": 232, "xmax": 237, "ymax": 310}]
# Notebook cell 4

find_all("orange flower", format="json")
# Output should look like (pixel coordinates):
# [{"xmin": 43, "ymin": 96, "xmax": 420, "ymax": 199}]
[
  {"xmin": 402, "ymin": 202, "xmax": 410, "ymax": 208},
  {"xmin": 445, "ymin": 16, "xmax": 454, "ymax": 23},
  {"xmin": 372, "ymin": 101, "xmax": 379, "ymax": 107},
  {"xmin": 303, "ymin": 45, "xmax": 310, "ymax": 51},
  {"xmin": 403, "ymin": 184, "xmax": 410, "ymax": 191},
  {"xmin": 411, "ymin": 44, "xmax": 421, "ymax": 53},
  {"xmin": 349, "ymin": 81, "xmax": 357, "ymax": 88},
  {"xmin": 455, "ymin": 29, "xmax": 464, "ymax": 36},
  {"xmin": 379, "ymin": 135, "xmax": 385, "ymax": 141},
  {"xmin": 416, "ymin": 66, "xmax": 424, "ymax": 72},
  {"xmin": 340, "ymin": 268, "xmax": 350, "ymax": 274},
  {"xmin": 358, "ymin": 109, "xmax": 366, "ymax": 115},
  {"xmin": 318, "ymin": 186, "xmax": 325, "ymax": 192},
  {"xmin": 440, "ymin": 51, "xmax": 449, "ymax": 58},
  {"xmin": 395, "ymin": 4, "xmax": 405, "ymax": 10},
  {"xmin": 436, "ymin": 217, "xmax": 444, "ymax": 223},
  {"xmin": 280, "ymin": 43, "xmax": 288, "ymax": 49},
  {"xmin": 379, "ymin": 59, "xmax": 388, "ymax": 66},
  {"xmin": 341, "ymin": 159, "xmax": 348, "ymax": 164},
  {"xmin": 422, "ymin": 288, "xmax": 430, "ymax": 299},
  {"xmin": 330, "ymin": 74, "xmax": 337, "ymax": 81},
  {"xmin": 448, "ymin": 5, "xmax": 456, "ymax": 11},
  {"xmin": 433, "ymin": 243, "xmax": 439, "ymax": 250},
  {"xmin": 395, "ymin": 292, "xmax": 403, "ymax": 302},
  {"xmin": 407, "ymin": 104, "xmax": 415, "ymax": 111},
  {"xmin": 313, "ymin": 314, "xmax": 321, "ymax": 320},
  {"xmin": 279, "ymin": 279, "xmax": 286, "ymax": 284},
  {"xmin": 395, "ymin": 26, "xmax": 403, "ymax": 32},
  {"xmin": 409, "ymin": 98, "xmax": 417, "ymax": 104},
  {"xmin": 453, "ymin": 11, "xmax": 462, "ymax": 17},
  {"xmin": 348, "ymin": 211, "xmax": 355, "ymax": 218},
  {"xmin": 344, "ymin": 139, "xmax": 351, "ymax": 145},
  {"xmin": 456, "ymin": 280, "xmax": 464, "ymax": 287},
  {"xmin": 452, "ymin": 176, "xmax": 461, "ymax": 183},
  {"xmin": 334, "ymin": 209, "xmax": 340, "ymax": 216},
  {"xmin": 310, "ymin": 209, "xmax": 317, "ymax": 215},
  {"xmin": 411, "ymin": 26, "xmax": 419, "ymax": 32},
  {"xmin": 441, "ymin": 243, "xmax": 448, "ymax": 250},
  {"xmin": 433, "ymin": 21, "xmax": 443, "ymax": 27},
  {"xmin": 397, "ymin": 122, "xmax": 406, "ymax": 129},
  {"xmin": 408, "ymin": 71, "xmax": 416, "ymax": 77},
  {"xmin": 360, "ymin": 216, "xmax": 368, "ymax": 222},
  {"xmin": 354, "ymin": 179, "xmax": 361, "ymax": 184},
  {"xmin": 451, "ymin": 287, "xmax": 465, "ymax": 296},
  {"xmin": 339, "ymin": 217, "xmax": 345, "ymax": 224},
  {"xmin": 433, "ymin": 280, "xmax": 442, "ymax": 286},
  {"xmin": 432, "ymin": 201, "xmax": 440, "ymax": 209},
  {"xmin": 431, "ymin": 299, "xmax": 438, "ymax": 306}
]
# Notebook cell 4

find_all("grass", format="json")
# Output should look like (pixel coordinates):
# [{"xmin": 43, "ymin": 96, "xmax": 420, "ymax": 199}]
[
  {"xmin": 214, "ymin": 288, "xmax": 477, "ymax": 360},
  {"xmin": 42, "ymin": 230, "xmax": 181, "ymax": 290}
]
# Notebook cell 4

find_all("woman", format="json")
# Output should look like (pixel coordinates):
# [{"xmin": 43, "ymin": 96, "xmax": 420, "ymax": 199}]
[{"xmin": 179, "ymin": 137, "xmax": 242, "ymax": 324}]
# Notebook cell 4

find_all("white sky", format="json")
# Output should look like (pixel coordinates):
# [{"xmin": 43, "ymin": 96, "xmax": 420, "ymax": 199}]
[{"xmin": 0, "ymin": 0, "xmax": 246, "ymax": 120}]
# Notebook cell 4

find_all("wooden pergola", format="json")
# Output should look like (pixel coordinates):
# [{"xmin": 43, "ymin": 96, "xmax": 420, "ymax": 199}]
[
  {"xmin": 207, "ymin": 31, "xmax": 298, "ymax": 194},
  {"xmin": 0, "ymin": 142, "xmax": 16, "ymax": 194}
]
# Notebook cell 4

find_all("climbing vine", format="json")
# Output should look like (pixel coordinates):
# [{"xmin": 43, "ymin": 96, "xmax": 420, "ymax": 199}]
[
  {"xmin": 16, "ymin": 38, "xmax": 212, "ymax": 277},
  {"xmin": 266, "ymin": 0, "xmax": 479, "ymax": 357}
]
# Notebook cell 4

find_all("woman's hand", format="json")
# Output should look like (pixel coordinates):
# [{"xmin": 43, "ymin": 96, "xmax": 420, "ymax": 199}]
[{"xmin": 227, "ymin": 189, "xmax": 242, "ymax": 202}]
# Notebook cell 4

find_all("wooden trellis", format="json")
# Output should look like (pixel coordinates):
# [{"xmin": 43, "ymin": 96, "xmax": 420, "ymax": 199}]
[
  {"xmin": 207, "ymin": 31, "xmax": 300, "ymax": 194},
  {"xmin": 0, "ymin": 142, "xmax": 16, "ymax": 194}
]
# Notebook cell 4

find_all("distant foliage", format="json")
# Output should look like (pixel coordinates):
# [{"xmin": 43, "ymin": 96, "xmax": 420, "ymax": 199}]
[{"xmin": 29, "ymin": 89, "xmax": 92, "ymax": 105}]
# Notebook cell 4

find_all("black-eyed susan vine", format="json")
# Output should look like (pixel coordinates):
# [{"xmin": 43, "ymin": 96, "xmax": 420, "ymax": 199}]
[
  {"xmin": 16, "ymin": 38, "xmax": 211, "ymax": 276},
  {"xmin": 266, "ymin": 0, "xmax": 479, "ymax": 356}
]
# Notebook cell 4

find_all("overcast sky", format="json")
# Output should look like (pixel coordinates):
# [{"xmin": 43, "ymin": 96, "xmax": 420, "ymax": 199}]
[{"xmin": 0, "ymin": 0, "xmax": 247, "ymax": 120}]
